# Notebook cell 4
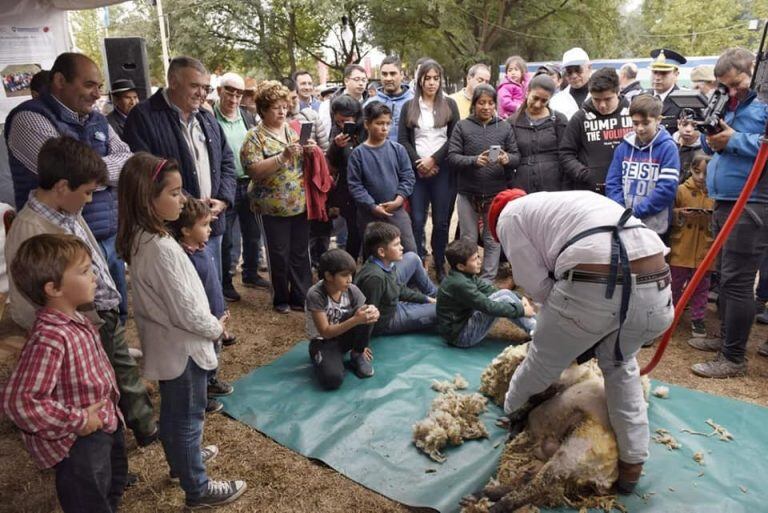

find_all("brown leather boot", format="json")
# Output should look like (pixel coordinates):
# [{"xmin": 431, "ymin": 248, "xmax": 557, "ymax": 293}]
[{"xmin": 617, "ymin": 460, "xmax": 643, "ymax": 494}]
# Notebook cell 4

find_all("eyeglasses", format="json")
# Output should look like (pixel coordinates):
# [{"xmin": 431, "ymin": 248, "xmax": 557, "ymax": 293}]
[
  {"xmin": 222, "ymin": 85, "xmax": 244, "ymax": 97},
  {"xmin": 347, "ymin": 77, "xmax": 368, "ymax": 83}
]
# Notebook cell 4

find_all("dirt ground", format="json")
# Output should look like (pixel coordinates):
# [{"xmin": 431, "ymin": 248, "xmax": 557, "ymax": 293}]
[{"xmin": 1, "ymin": 271, "xmax": 767, "ymax": 513}]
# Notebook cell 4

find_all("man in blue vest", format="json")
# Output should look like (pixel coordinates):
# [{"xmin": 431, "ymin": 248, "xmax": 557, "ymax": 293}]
[
  {"xmin": 4, "ymin": 52, "xmax": 157, "ymax": 445},
  {"xmin": 123, "ymin": 56, "xmax": 236, "ymax": 276}
]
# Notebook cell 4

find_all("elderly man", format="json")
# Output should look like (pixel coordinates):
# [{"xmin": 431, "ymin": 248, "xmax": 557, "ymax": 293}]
[
  {"xmin": 649, "ymin": 48, "xmax": 687, "ymax": 135},
  {"xmin": 488, "ymin": 189, "xmax": 673, "ymax": 495},
  {"xmin": 293, "ymin": 70, "xmax": 320, "ymax": 111},
  {"xmin": 689, "ymin": 48, "xmax": 768, "ymax": 377},
  {"xmin": 213, "ymin": 72, "xmax": 269, "ymax": 302},
  {"xmin": 106, "ymin": 78, "xmax": 139, "ymax": 138},
  {"xmin": 619, "ymin": 62, "xmax": 642, "ymax": 102},
  {"xmin": 123, "ymin": 56, "xmax": 236, "ymax": 275},
  {"xmin": 449, "ymin": 63, "xmax": 492, "ymax": 119},
  {"xmin": 4, "ymin": 52, "xmax": 156, "ymax": 445},
  {"xmin": 550, "ymin": 47, "xmax": 592, "ymax": 119},
  {"xmin": 364, "ymin": 55, "xmax": 414, "ymax": 141},
  {"xmin": 319, "ymin": 63, "xmax": 369, "ymax": 140},
  {"xmin": 691, "ymin": 65, "xmax": 717, "ymax": 99}
]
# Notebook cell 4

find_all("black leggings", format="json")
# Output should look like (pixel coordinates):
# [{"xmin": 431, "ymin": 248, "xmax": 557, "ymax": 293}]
[{"xmin": 309, "ymin": 324, "xmax": 373, "ymax": 390}]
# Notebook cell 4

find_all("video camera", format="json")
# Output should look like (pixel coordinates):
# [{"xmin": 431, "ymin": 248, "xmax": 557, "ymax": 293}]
[{"xmin": 671, "ymin": 85, "xmax": 729, "ymax": 135}]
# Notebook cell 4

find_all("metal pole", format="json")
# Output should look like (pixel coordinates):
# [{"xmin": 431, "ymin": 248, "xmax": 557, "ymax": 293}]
[{"xmin": 156, "ymin": 0, "xmax": 170, "ymax": 85}]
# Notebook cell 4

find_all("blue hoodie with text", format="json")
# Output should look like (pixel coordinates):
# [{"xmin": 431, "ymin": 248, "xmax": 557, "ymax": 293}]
[{"xmin": 605, "ymin": 126, "xmax": 680, "ymax": 234}]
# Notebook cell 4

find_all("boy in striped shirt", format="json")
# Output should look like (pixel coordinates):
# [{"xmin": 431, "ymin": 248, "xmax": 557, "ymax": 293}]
[{"xmin": 1, "ymin": 234, "xmax": 126, "ymax": 513}]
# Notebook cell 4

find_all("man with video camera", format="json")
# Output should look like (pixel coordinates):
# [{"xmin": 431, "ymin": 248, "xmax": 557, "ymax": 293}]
[{"xmin": 689, "ymin": 48, "xmax": 768, "ymax": 378}]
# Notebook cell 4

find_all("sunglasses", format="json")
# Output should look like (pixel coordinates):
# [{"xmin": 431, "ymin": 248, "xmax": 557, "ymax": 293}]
[{"xmin": 223, "ymin": 85, "xmax": 244, "ymax": 97}]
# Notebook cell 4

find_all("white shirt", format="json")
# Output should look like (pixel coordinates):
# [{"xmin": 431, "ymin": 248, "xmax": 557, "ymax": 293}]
[
  {"xmin": 655, "ymin": 85, "xmax": 676, "ymax": 103},
  {"xmin": 496, "ymin": 191, "xmax": 668, "ymax": 303},
  {"xmin": 414, "ymin": 97, "xmax": 448, "ymax": 158},
  {"xmin": 549, "ymin": 86, "xmax": 590, "ymax": 121}
]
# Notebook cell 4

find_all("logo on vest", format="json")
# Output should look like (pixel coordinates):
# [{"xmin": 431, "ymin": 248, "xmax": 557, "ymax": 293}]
[{"xmin": 94, "ymin": 131, "xmax": 107, "ymax": 142}]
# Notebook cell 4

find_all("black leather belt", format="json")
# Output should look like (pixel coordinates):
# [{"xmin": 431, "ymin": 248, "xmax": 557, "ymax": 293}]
[{"xmin": 567, "ymin": 267, "xmax": 671, "ymax": 289}]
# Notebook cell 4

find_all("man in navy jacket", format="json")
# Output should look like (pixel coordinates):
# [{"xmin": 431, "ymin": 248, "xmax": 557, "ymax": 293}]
[
  {"xmin": 688, "ymin": 48, "xmax": 768, "ymax": 377},
  {"xmin": 123, "ymin": 56, "xmax": 236, "ymax": 275}
]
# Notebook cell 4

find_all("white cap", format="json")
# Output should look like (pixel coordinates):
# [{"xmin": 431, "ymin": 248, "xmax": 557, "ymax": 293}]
[
  {"xmin": 218, "ymin": 72, "xmax": 245, "ymax": 90},
  {"xmin": 562, "ymin": 47, "xmax": 590, "ymax": 67}
]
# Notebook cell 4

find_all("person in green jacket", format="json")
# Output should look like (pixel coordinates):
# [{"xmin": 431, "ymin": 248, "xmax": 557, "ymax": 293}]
[
  {"xmin": 437, "ymin": 239, "xmax": 535, "ymax": 347},
  {"xmin": 354, "ymin": 222, "xmax": 437, "ymax": 335}
]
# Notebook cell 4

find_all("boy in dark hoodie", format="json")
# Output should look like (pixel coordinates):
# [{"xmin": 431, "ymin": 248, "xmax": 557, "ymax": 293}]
[
  {"xmin": 674, "ymin": 114, "xmax": 703, "ymax": 182},
  {"xmin": 437, "ymin": 239, "xmax": 535, "ymax": 347},
  {"xmin": 559, "ymin": 67, "xmax": 633, "ymax": 193},
  {"xmin": 605, "ymin": 95, "xmax": 680, "ymax": 235}
]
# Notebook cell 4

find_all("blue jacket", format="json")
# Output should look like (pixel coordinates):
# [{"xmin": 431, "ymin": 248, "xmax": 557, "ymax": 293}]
[
  {"xmin": 363, "ymin": 85, "xmax": 414, "ymax": 142},
  {"xmin": 122, "ymin": 90, "xmax": 236, "ymax": 236},
  {"xmin": 702, "ymin": 91, "xmax": 768, "ymax": 202},
  {"xmin": 187, "ymin": 244, "xmax": 226, "ymax": 319},
  {"xmin": 606, "ymin": 127, "xmax": 680, "ymax": 234},
  {"xmin": 4, "ymin": 93, "xmax": 119, "ymax": 240}
]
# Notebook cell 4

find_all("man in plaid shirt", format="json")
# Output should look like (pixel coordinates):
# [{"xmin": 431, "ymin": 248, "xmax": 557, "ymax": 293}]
[{"xmin": 1, "ymin": 234, "xmax": 127, "ymax": 513}]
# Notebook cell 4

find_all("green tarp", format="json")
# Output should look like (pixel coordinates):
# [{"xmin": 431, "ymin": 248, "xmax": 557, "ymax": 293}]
[{"xmin": 221, "ymin": 334, "xmax": 768, "ymax": 513}]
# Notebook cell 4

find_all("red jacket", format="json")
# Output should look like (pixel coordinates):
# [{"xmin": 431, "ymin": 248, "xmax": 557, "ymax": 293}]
[{"xmin": 303, "ymin": 145, "xmax": 333, "ymax": 221}]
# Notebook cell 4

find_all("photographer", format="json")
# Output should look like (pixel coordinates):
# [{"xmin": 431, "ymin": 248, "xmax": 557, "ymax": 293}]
[{"xmin": 689, "ymin": 48, "xmax": 768, "ymax": 377}]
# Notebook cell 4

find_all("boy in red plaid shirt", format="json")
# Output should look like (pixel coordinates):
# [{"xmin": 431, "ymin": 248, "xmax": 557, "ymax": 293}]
[{"xmin": 1, "ymin": 234, "xmax": 126, "ymax": 513}]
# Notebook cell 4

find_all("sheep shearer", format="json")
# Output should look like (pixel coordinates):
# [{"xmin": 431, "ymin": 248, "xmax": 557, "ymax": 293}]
[{"xmin": 486, "ymin": 188, "xmax": 674, "ymax": 494}]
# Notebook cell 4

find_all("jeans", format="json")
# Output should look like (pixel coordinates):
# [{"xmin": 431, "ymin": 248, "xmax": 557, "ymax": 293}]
[
  {"xmin": 713, "ymin": 202, "xmax": 768, "ymax": 363},
  {"xmin": 357, "ymin": 206, "xmax": 417, "ymax": 256},
  {"xmin": 670, "ymin": 266, "xmax": 711, "ymax": 321},
  {"xmin": 504, "ymin": 276, "xmax": 674, "ymax": 463},
  {"xmin": 410, "ymin": 169, "xmax": 457, "ymax": 268},
  {"xmin": 222, "ymin": 181, "xmax": 263, "ymax": 288},
  {"xmin": 308, "ymin": 324, "xmax": 373, "ymax": 390},
  {"xmin": 456, "ymin": 193, "xmax": 501, "ymax": 281},
  {"xmin": 97, "ymin": 234, "xmax": 127, "ymax": 325},
  {"xmin": 97, "ymin": 310, "xmax": 155, "ymax": 438},
  {"xmin": 453, "ymin": 289, "xmax": 537, "ymax": 348},
  {"xmin": 208, "ymin": 234, "xmax": 223, "ymax": 282},
  {"xmin": 54, "ymin": 425, "xmax": 127, "ymax": 513},
  {"xmin": 380, "ymin": 252, "xmax": 438, "ymax": 334},
  {"xmin": 756, "ymin": 249, "xmax": 768, "ymax": 301},
  {"xmin": 158, "ymin": 357, "xmax": 209, "ymax": 500},
  {"xmin": 260, "ymin": 212, "xmax": 313, "ymax": 307}
]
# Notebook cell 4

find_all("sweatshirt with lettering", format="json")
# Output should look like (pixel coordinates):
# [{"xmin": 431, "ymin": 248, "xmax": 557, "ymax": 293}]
[
  {"xmin": 559, "ymin": 97, "xmax": 633, "ymax": 192},
  {"xmin": 605, "ymin": 126, "xmax": 680, "ymax": 234}
]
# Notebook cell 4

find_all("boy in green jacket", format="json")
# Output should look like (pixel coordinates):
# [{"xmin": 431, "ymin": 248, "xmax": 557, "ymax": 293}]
[
  {"xmin": 437, "ymin": 239, "xmax": 536, "ymax": 347},
  {"xmin": 355, "ymin": 222, "xmax": 437, "ymax": 335}
]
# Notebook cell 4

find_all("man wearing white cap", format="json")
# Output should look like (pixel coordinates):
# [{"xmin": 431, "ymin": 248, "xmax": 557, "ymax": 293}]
[
  {"xmin": 549, "ymin": 47, "xmax": 592, "ymax": 120},
  {"xmin": 649, "ymin": 48, "xmax": 687, "ymax": 134},
  {"xmin": 214, "ymin": 72, "xmax": 269, "ymax": 302}
]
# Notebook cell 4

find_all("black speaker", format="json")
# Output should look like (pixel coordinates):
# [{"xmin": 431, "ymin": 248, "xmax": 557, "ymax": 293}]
[{"xmin": 103, "ymin": 37, "xmax": 151, "ymax": 101}]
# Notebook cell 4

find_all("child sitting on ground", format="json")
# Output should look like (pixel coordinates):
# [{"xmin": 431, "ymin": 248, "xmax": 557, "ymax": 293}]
[
  {"xmin": 347, "ymin": 102, "xmax": 417, "ymax": 253},
  {"xmin": 354, "ymin": 222, "xmax": 438, "ymax": 335},
  {"xmin": 669, "ymin": 153, "xmax": 714, "ymax": 339},
  {"xmin": 437, "ymin": 239, "xmax": 536, "ymax": 347},
  {"xmin": 170, "ymin": 197, "xmax": 234, "ymax": 415},
  {"xmin": 306, "ymin": 248, "xmax": 380, "ymax": 389},
  {"xmin": 2, "ymin": 234, "xmax": 126, "ymax": 513}
]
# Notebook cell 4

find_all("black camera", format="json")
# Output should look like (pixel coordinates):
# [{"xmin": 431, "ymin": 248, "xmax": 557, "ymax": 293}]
[{"xmin": 669, "ymin": 84, "xmax": 729, "ymax": 135}]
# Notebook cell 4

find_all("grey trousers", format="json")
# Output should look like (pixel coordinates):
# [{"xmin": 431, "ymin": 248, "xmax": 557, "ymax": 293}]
[
  {"xmin": 357, "ymin": 205, "xmax": 417, "ymax": 255},
  {"xmin": 504, "ymin": 275, "xmax": 674, "ymax": 463},
  {"xmin": 456, "ymin": 193, "xmax": 500, "ymax": 281}
]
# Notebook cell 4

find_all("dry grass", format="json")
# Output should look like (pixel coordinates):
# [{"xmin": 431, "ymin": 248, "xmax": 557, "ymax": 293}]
[{"xmin": 0, "ymin": 282, "xmax": 766, "ymax": 513}]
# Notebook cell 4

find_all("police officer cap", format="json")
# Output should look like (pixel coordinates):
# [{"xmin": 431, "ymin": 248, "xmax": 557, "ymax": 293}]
[{"xmin": 649, "ymin": 49, "xmax": 687, "ymax": 71}]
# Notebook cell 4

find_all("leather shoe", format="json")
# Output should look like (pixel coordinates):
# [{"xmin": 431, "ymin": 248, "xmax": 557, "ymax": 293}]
[{"xmin": 617, "ymin": 460, "xmax": 643, "ymax": 494}]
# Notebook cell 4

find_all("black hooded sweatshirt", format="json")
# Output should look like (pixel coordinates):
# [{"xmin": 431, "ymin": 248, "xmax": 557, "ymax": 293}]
[{"xmin": 559, "ymin": 96, "xmax": 633, "ymax": 192}]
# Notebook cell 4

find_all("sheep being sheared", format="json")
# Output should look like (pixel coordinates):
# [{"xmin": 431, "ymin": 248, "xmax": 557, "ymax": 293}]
[
  {"xmin": 413, "ymin": 391, "xmax": 489, "ymax": 463},
  {"xmin": 463, "ymin": 344, "xmax": 624, "ymax": 512}
]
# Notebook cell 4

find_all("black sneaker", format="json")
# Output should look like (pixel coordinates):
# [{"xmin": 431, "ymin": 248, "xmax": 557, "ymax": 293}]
[
  {"xmin": 242, "ymin": 276, "xmax": 271, "ymax": 289},
  {"xmin": 350, "ymin": 351, "xmax": 374, "ymax": 378},
  {"xmin": 206, "ymin": 398, "xmax": 224, "ymax": 414},
  {"xmin": 222, "ymin": 335, "xmax": 237, "ymax": 347},
  {"xmin": 186, "ymin": 479, "xmax": 247, "ymax": 509},
  {"xmin": 223, "ymin": 287, "xmax": 241, "ymax": 302},
  {"xmin": 170, "ymin": 445, "xmax": 219, "ymax": 481},
  {"xmin": 274, "ymin": 304, "xmax": 290, "ymax": 314},
  {"xmin": 135, "ymin": 423, "xmax": 159, "ymax": 447},
  {"xmin": 691, "ymin": 319, "xmax": 707, "ymax": 338},
  {"xmin": 208, "ymin": 378, "xmax": 234, "ymax": 397}
]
